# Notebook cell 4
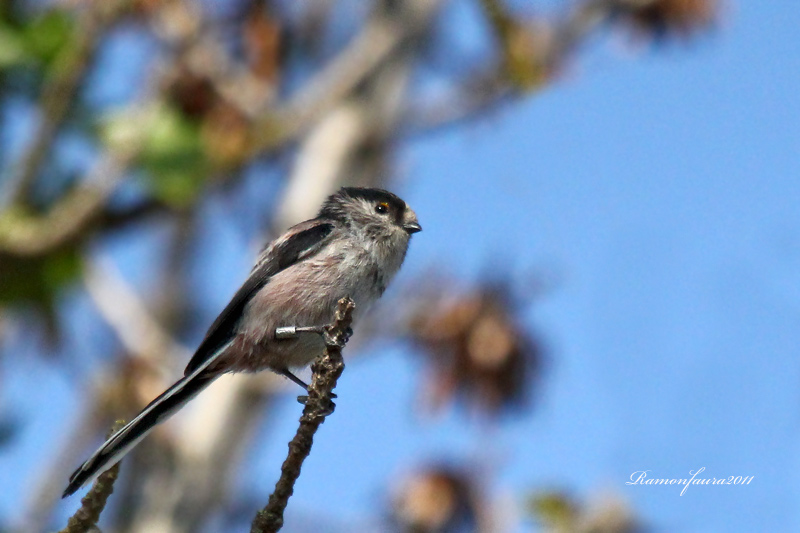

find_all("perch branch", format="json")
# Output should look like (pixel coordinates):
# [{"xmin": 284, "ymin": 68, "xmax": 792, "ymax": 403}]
[
  {"xmin": 250, "ymin": 296, "xmax": 355, "ymax": 533},
  {"xmin": 58, "ymin": 420, "xmax": 126, "ymax": 533}
]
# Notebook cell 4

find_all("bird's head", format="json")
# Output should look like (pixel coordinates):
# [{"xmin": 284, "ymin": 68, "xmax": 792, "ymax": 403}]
[{"xmin": 319, "ymin": 187, "xmax": 422, "ymax": 239}]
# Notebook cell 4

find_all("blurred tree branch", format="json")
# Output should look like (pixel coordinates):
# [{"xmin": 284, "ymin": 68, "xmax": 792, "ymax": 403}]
[
  {"xmin": 249, "ymin": 0, "xmax": 440, "ymax": 156},
  {"xmin": 0, "ymin": 0, "xmax": 714, "ymax": 259},
  {"xmin": 8, "ymin": 0, "xmax": 132, "ymax": 205},
  {"xmin": 84, "ymin": 257, "xmax": 191, "ymax": 366},
  {"xmin": 0, "ymin": 0, "xmax": 720, "ymax": 530},
  {"xmin": 0, "ymin": 143, "xmax": 138, "ymax": 257}
]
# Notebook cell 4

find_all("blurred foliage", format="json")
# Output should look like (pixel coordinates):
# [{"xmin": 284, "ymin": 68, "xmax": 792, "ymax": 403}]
[
  {"xmin": 529, "ymin": 491, "xmax": 642, "ymax": 533},
  {"xmin": 617, "ymin": 0, "xmax": 719, "ymax": 40},
  {"xmin": 479, "ymin": 0, "xmax": 553, "ymax": 91},
  {"xmin": 23, "ymin": 10, "xmax": 76, "ymax": 68},
  {"xmin": 101, "ymin": 100, "xmax": 226, "ymax": 206},
  {"xmin": 0, "ymin": 8, "xmax": 75, "ymax": 70},
  {"xmin": 0, "ymin": 0, "xmax": 720, "ymax": 319},
  {"xmin": 389, "ymin": 465, "xmax": 484, "ymax": 533},
  {"xmin": 530, "ymin": 492, "xmax": 581, "ymax": 532},
  {"xmin": 0, "ymin": 243, "xmax": 81, "ymax": 335},
  {"xmin": 138, "ymin": 105, "xmax": 209, "ymax": 207},
  {"xmin": 0, "ymin": 0, "xmax": 720, "ymax": 530},
  {"xmin": 406, "ymin": 277, "xmax": 542, "ymax": 416}
]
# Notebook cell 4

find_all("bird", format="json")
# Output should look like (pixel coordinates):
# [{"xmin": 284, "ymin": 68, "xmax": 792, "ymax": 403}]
[{"xmin": 62, "ymin": 187, "xmax": 421, "ymax": 498}]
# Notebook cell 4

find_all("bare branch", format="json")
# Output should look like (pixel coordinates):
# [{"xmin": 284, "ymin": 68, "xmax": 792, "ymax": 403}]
[
  {"xmin": 250, "ymin": 297, "xmax": 355, "ymax": 533},
  {"xmin": 58, "ymin": 420, "xmax": 126, "ymax": 533}
]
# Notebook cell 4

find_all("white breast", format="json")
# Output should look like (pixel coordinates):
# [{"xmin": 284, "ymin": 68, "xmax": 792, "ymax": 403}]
[{"xmin": 231, "ymin": 233, "xmax": 408, "ymax": 371}]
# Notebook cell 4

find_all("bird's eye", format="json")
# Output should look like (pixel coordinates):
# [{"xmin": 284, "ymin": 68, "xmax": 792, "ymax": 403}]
[{"xmin": 375, "ymin": 202, "xmax": 389, "ymax": 214}]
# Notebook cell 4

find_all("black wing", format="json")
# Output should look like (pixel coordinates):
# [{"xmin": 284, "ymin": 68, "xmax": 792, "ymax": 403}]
[{"xmin": 184, "ymin": 220, "xmax": 335, "ymax": 375}]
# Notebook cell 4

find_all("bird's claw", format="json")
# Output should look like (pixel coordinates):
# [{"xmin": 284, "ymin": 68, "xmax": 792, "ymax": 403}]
[
  {"xmin": 296, "ymin": 395, "xmax": 336, "ymax": 416},
  {"xmin": 322, "ymin": 328, "xmax": 347, "ymax": 349},
  {"xmin": 296, "ymin": 390, "xmax": 336, "ymax": 400}
]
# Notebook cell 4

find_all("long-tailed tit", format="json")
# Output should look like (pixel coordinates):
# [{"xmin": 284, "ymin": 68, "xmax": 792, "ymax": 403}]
[{"xmin": 63, "ymin": 187, "xmax": 421, "ymax": 497}]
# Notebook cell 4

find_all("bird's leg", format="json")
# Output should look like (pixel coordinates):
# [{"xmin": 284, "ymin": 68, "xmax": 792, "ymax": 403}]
[
  {"xmin": 275, "ymin": 324, "xmax": 350, "ymax": 407},
  {"xmin": 277, "ymin": 368, "xmax": 336, "ymax": 411},
  {"xmin": 275, "ymin": 325, "xmax": 325, "ymax": 339},
  {"xmin": 277, "ymin": 368, "xmax": 309, "ymax": 391},
  {"xmin": 276, "ymin": 367, "xmax": 337, "ymax": 401},
  {"xmin": 275, "ymin": 325, "xmax": 352, "ymax": 348}
]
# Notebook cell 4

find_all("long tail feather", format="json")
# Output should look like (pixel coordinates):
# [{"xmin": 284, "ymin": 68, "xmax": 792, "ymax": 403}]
[{"xmin": 62, "ymin": 370, "xmax": 218, "ymax": 498}]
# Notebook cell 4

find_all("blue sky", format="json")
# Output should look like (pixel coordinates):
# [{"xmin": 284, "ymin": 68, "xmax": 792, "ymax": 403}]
[{"xmin": 2, "ymin": 2, "xmax": 800, "ymax": 532}]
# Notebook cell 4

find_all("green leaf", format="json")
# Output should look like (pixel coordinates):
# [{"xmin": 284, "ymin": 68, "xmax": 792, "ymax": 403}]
[
  {"xmin": 0, "ymin": 247, "xmax": 82, "ymax": 305},
  {"xmin": 142, "ymin": 106, "xmax": 209, "ymax": 206},
  {"xmin": 528, "ymin": 491, "xmax": 578, "ymax": 530},
  {"xmin": 102, "ymin": 104, "xmax": 209, "ymax": 207},
  {"xmin": 22, "ymin": 10, "xmax": 74, "ymax": 66},
  {"xmin": 0, "ymin": 246, "xmax": 83, "ymax": 340},
  {"xmin": 0, "ymin": 24, "xmax": 29, "ymax": 68}
]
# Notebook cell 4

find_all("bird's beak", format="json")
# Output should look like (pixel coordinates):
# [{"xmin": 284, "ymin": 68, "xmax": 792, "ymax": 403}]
[
  {"xmin": 403, "ymin": 221, "xmax": 422, "ymax": 234},
  {"xmin": 402, "ymin": 207, "xmax": 421, "ymax": 234},
  {"xmin": 403, "ymin": 208, "xmax": 422, "ymax": 234}
]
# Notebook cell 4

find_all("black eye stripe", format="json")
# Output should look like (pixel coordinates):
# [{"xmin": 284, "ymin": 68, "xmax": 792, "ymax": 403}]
[{"xmin": 317, "ymin": 187, "xmax": 407, "ymax": 222}]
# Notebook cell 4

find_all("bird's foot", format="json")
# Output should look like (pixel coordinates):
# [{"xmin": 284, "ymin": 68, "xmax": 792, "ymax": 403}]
[
  {"xmin": 296, "ymin": 395, "xmax": 336, "ymax": 416},
  {"xmin": 278, "ymin": 368, "xmax": 336, "ymax": 398}
]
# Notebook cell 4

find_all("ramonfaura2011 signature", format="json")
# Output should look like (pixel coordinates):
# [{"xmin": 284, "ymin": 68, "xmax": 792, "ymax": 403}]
[{"xmin": 626, "ymin": 468, "xmax": 754, "ymax": 496}]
